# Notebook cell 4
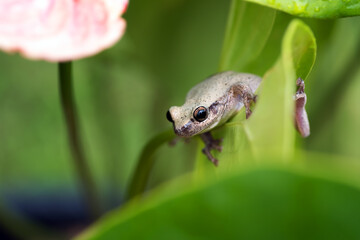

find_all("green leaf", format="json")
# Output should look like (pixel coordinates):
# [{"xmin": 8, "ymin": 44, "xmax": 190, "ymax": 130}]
[
  {"xmin": 245, "ymin": 0, "xmax": 360, "ymax": 18},
  {"xmin": 243, "ymin": 19, "xmax": 316, "ymax": 161},
  {"xmin": 219, "ymin": 1, "xmax": 276, "ymax": 72},
  {"xmin": 76, "ymin": 155, "xmax": 360, "ymax": 240},
  {"xmin": 194, "ymin": 121, "xmax": 253, "ymax": 178},
  {"xmin": 282, "ymin": 19, "xmax": 317, "ymax": 81},
  {"xmin": 244, "ymin": 58, "xmax": 295, "ymax": 160},
  {"xmin": 243, "ymin": 12, "xmax": 294, "ymax": 76}
]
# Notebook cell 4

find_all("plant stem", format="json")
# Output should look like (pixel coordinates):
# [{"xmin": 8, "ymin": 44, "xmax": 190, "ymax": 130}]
[
  {"xmin": 126, "ymin": 129, "xmax": 175, "ymax": 201},
  {"xmin": 58, "ymin": 62, "xmax": 101, "ymax": 220}
]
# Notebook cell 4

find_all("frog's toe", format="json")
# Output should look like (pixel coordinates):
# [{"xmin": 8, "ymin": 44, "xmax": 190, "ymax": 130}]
[
  {"xmin": 168, "ymin": 137, "xmax": 179, "ymax": 146},
  {"xmin": 214, "ymin": 144, "xmax": 223, "ymax": 152},
  {"xmin": 213, "ymin": 138, "xmax": 223, "ymax": 151},
  {"xmin": 202, "ymin": 148, "xmax": 219, "ymax": 166},
  {"xmin": 200, "ymin": 132, "xmax": 223, "ymax": 166}
]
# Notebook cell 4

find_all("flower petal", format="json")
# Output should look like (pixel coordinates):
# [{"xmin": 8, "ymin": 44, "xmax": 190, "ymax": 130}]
[{"xmin": 0, "ymin": 0, "xmax": 128, "ymax": 62}]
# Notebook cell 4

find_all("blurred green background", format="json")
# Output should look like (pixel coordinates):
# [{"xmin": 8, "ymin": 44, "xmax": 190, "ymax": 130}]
[{"xmin": 0, "ymin": 0, "xmax": 360, "ymax": 236}]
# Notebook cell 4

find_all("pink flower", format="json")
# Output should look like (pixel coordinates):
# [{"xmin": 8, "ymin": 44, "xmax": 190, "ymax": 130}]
[{"xmin": 0, "ymin": 0, "xmax": 128, "ymax": 62}]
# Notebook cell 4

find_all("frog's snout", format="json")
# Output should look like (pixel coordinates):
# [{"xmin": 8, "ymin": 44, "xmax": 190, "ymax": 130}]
[{"xmin": 167, "ymin": 106, "xmax": 196, "ymax": 137}]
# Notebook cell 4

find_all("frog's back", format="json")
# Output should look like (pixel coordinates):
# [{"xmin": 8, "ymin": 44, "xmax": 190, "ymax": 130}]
[{"xmin": 185, "ymin": 71, "xmax": 261, "ymax": 104}]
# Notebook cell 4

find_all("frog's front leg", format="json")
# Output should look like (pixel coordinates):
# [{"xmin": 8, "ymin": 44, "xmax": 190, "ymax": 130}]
[
  {"xmin": 231, "ymin": 84, "xmax": 257, "ymax": 119},
  {"xmin": 243, "ymin": 92, "xmax": 257, "ymax": 119},
  {"xmin": 200, "ymin": 132, "xmax": 223, "ymax": 166}
]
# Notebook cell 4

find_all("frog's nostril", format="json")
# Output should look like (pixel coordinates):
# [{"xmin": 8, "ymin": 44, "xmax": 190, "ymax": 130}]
[{"xmin": 166, "ymin": 110, "xmax": 174, "ymax": 123}]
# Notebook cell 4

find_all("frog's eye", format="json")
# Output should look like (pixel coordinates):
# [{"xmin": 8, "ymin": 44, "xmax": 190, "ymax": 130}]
[
  {"xmin": 193, "ymin": 106, "xmax": 208, "ymax": 122},
  {"xmin": 166, "ymin": 110, "xmax": 174, "ymax": 123}
]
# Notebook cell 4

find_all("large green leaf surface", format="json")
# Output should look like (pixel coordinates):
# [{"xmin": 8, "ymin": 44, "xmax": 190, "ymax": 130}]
[
  {"xmin": 245, "ymin": 0, "xmax": 360, "ymax": 18},
  {"xmin": 77, "ymin": 157, "xmax": 360, "ymax": 239}
]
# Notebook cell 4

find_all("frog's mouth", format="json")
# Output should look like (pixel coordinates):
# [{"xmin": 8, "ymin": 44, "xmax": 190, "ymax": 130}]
[{"xmin": 174, "ymin": 121, "xmax": 195, "ymax": 137}]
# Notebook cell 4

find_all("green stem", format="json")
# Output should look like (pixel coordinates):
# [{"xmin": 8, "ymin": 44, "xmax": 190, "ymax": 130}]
[
  {"xmin": 58, "ymin": 62, "xmax": 101, "ymax": 220},
  {"xmin": 125, "ymin": 129, "xmax": 175, "ymax": 201}
]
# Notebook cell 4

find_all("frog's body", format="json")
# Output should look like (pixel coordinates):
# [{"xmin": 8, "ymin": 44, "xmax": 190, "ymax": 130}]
[
  {"xmin": 166, "ymin": 71, "xmax": 309, "ymax": 166},
  {"xmin": 167, "ymin": 71, "xmax": 261, "ymax": 138}
]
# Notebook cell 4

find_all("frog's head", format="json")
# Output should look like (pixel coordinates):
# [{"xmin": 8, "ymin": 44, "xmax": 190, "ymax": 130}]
[{"xmin": 166, "ymin": 102, "xmax": 224, "ymax": 137}]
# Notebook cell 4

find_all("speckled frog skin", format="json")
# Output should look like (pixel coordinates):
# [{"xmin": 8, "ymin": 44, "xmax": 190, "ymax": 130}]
[{"xmin": 167, "ymin": 71, "xmax": 261, "ymax": 137}]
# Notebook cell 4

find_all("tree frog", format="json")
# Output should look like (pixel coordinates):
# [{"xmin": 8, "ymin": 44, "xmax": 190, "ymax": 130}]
[{"xmin": 166, "ymin": 71, "xmax": 309, "ymax": 166}]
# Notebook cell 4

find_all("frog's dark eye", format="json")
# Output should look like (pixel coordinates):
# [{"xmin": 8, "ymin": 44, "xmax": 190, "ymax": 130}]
[
  {"xmin": 166, "ymin": 110, "xmax": 174, "ymax": 123},
  {"xmin": 193, "ymin": 106, "xmax": 208, "ymax": 122}
]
